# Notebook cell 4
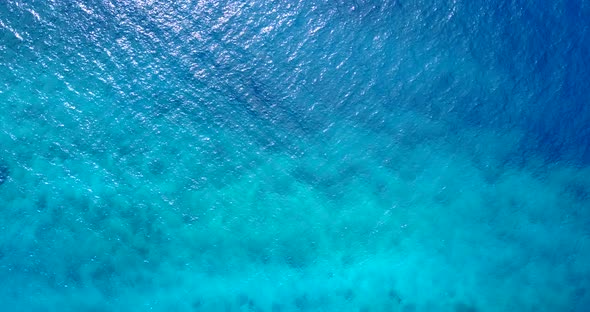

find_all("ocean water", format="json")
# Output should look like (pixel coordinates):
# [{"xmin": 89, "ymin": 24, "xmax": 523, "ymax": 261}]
[{"xmin": 1, "ymin": 0, "xmax": 589, "ymax": 311}]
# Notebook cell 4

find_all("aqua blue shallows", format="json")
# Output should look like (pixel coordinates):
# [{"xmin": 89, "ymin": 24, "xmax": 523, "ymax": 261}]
[{"xmin": 0, "ymin": 1, "xmax": 589, "ymax": 311}]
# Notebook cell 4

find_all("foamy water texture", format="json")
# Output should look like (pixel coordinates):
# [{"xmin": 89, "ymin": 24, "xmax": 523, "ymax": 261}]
[{"xmin": 1, "ymin": 1, "xmax": 590, "ymax": 311}]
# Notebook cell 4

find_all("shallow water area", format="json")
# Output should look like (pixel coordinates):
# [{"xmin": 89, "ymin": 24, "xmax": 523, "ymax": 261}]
[{"xmin": 1, "ymin": 1, "xmax": 589, "ymax": 311}]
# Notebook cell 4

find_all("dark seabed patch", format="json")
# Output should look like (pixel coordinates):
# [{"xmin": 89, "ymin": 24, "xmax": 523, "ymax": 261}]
[{"xmin": 0, "ymin": 162, "xmax": 9, "ymax": 186}]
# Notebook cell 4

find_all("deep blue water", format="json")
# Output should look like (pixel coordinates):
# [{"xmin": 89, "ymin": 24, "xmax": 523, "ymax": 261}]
[{"xmin": 1, "ymin": 1, "xmax": 590, "ymax": 311}]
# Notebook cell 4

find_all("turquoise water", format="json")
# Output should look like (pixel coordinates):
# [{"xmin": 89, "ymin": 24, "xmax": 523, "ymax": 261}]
[{"xmin": 1, "ymin": 1, "xmax": 590, "ymax": 311}]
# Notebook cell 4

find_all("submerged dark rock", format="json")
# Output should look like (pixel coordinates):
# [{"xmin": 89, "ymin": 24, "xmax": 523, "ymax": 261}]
[
  {"xmin": 455, "ymin": 302, "xmax": 478, "ymax": 312},
  {"xmin": 0, "ymin": 163, "xmax": 9, "ymax": 186}
]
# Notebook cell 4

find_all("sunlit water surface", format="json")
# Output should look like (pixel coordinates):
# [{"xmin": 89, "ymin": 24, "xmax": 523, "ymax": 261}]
[{"xmin": 1, "ymin": 1, "xmax": 589, "ymax": 311}]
